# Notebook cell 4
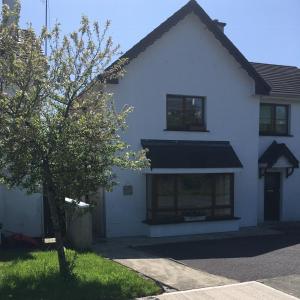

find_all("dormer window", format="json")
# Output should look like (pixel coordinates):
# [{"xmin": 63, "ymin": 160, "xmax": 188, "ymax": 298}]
[
  {"xmin": 166, "ymin": 94, "xmax": 206, "ymax": 131},
  {"xmin": 259, "ymin": 103, "xmax": 289, "ymax": 136}
]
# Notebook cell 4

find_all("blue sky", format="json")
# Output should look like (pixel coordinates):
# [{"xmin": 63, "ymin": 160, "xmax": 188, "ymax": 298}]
[{"xmin": 19, "ymin": 0, "xmax": 300, "ymax": 67}]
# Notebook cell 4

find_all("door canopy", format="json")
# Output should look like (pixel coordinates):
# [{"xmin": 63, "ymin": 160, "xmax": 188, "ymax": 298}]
[{"xmin": 259, "ymin": 141, "xmax": 299, "ymax": 178}]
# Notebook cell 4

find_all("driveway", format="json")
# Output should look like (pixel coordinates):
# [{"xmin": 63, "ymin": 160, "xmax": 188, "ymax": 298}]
[{"xmin": 137, "ymin": 226, "xmax": 300, "ymax": 298}]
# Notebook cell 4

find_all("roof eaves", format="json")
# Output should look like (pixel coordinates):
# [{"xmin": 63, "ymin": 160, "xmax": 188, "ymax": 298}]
[
  {"xmin": 187, "ymin": 2, "xmax": 270, "ymax": 95},
  {"xmin": 102, "ymin": 0, "xmax": 270, "ymax": 95},
  {"xmin": 268, "ymin": 92, "xmax": 300, "ymax": 99}
]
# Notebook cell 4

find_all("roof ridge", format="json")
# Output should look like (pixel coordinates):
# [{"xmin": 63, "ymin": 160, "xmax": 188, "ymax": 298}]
[{"xmin": 101, "ymin": 0, "xmax": 270, "ymax": 95}]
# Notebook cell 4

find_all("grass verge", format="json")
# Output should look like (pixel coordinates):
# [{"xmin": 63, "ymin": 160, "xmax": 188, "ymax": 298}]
[{"xmin": 0, "ymin": 248, "xmax": 161, "ymax": 300}]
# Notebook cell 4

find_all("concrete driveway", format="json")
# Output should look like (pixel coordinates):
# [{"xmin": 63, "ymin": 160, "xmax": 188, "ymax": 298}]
[
  {"xmin": 138, "ymin": 226, "xmax": 300, "ymax": 298},
  {"xmin": 152, "ymin": 282, "xmax": 299, "ymax": 300}
]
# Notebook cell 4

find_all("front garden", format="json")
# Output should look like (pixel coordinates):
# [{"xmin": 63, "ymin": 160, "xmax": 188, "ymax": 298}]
[{"xmin": 0, "ymin": 248, "xmax": 161, "ymax": 300}]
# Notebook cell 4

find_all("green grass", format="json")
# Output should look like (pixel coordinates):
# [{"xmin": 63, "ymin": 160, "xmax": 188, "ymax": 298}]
[{"xmin": 0, "ymin": 248, "xmax": 161, "ymax": 300}]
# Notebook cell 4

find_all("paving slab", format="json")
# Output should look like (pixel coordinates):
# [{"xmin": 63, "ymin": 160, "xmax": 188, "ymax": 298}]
[
  {"xmin": 93, "ymin": 243, "xmax": 236, "ymax": 290},
  {"xmin": 116, "ymin": 256, "xmax": 236, "ymax": 290},
  {"xmin": 143, "ymin": 282, "xmax": 300, "ymax": 300},
  {"xmin": 261, "ymin": 275, "xmax": 300, "ymax": 299}
]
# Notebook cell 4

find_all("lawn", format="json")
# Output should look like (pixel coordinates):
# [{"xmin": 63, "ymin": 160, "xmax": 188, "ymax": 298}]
[{"xmin": 0, "ymin": 248, "xmax": 161, "ymax": 300}]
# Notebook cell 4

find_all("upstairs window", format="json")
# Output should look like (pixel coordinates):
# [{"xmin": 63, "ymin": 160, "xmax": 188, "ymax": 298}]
[
  {"xmin": 259, "ymin": 103, "xmax": 289, "ymax": 136},
  {"xmin": 166, "ymin": 95, "xmax": 205, "ymax": 131}
]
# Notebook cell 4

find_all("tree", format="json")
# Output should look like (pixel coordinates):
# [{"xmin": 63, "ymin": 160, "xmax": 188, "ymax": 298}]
[{"xmin": 0, "ymin": 2, "xmax": 148, "ymax": 276}]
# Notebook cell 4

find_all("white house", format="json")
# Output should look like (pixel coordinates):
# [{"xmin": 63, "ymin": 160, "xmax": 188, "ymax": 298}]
[
  {"xmin": 101, "ymin": 0, "xmax": 300, "ymax": 238},
  {"xmin": 1, "ymin": 0, "xmax": 300, "ymax": 239}
]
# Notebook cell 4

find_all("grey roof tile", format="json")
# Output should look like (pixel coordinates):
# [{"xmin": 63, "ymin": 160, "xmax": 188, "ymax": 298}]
[{"xmin": 251, "ymin": 62, "xmax": 300, "ymax": 97}]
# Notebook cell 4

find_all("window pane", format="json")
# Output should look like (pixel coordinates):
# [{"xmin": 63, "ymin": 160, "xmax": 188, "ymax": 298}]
[
  {"xmin": 214, "ymin": 208, "xmax": 232, "ymax": 217},
  {"xmin": 185, "ymin": 97, "xmax": 204, "ymax": 130},
  {"xmin": 260, "ymin": 105, "xmax": 273, "ymax": 132},
  {"xmin": 184, "ymin": 208, "xmax": 213, "ymax": 218},
  {"xmin": 276, "ymin": 106, "xmax": 287, "ymax": 119},
  {"xmin": 167, "ymin": 96, "xmax": 183, "ymax": 130},
  {"xmin": 167, "ymin": 95, "xmax": 205, "ymax": 131},
  {"xmin": 215, "ymin": 174, "xmax": 231, "ymax": 206},
  {"xmin": 177, "ymin": 175, "xmax": 213, "ymax": 210},
  {"xmin": 260, "ymin": 104, "xmax": 289, "ymax": 135},
  {"xmin": 275, "ymin": 121, "xmax": 288, "ymax": 134},
  {"xmin": 154, "ymin": 211, "xmax": 177, "ymax": 219},
  {"xmin": 156, "ymin": 175, "xmax": 175, "ymax": 209},
  {"xmin": 150, "ymin": 174, "xmax": 234, "ymax": 221},
  {"xmin": 275, "ymin": 106, "xmax": 288, "ymax": 134}
]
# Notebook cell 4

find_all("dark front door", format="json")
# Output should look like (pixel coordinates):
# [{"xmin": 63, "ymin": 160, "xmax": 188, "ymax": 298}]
[{"xmin": 264, "ymin": 173, "xmax": 281, "ymax": 221}]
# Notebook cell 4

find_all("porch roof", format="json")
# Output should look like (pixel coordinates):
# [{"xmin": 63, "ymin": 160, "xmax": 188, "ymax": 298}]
[
  {"xmin": 259, "ymin": 141, "xmax": 299, "ymax": 169},
  {"xmin": 141, "ymin": 139, "xmax": 243, "ymax": 169}
]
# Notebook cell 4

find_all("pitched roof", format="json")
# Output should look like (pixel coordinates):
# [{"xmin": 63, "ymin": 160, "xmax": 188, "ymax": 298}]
[
  {"xmin": 259, "ymin": 141, "xmax": 299, "ymax": 168},
  {"xmin": 251, "ymin": 62, "xmax": 300, "ymax": 98},
  {"xmin": 141, "ymin": 139, "xmax": 243, "ymax": 169},
  {"xmin": 103, "ymin": 0, "xmax": 270, "ymax": 95}
]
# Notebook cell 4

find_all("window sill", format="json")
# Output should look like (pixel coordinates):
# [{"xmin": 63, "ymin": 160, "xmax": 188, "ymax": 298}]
[
  {"xmin": 164, "ymin": 129, "xmax": 210, "ymax": 133},
  {"xmin": 143, "ymin": 216, "xmax": 240, "ymax": 226},
  {"xmin": 259, "ymin": 133, "xmax": 293, "ymax": 137}
]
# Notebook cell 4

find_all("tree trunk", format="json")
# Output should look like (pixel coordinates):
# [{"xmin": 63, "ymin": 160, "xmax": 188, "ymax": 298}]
[{"xmin": 43, "ymin": 161, "xmax": 70, "ymax": 277}]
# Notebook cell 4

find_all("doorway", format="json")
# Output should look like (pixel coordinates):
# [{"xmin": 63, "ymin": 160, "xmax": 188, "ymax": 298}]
[
  {"xmin": 264, "ymin": 172, "xmax": 281, "ymax": 221},
  {"xmin": 89, "ymin": 188, "xmax": 106, "ymax": 238}
]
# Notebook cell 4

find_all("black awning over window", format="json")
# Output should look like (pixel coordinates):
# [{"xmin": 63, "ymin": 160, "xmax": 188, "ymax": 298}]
[
  {"xmin": 259, "ymin": 141, "xmax": 299, "ymax": 168},
  {"xmin": 141, "ymin": 140, "xmax": 243, "ymax": 169}
]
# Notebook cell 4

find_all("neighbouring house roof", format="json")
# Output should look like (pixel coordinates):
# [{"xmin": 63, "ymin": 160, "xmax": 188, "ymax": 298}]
[
  {"xmin": 141, "ymin": 139, "xmax": 243, "ymax": 169},
  {"xmin": 102, "ymin": 0, "xmax": 270, "ymax": 95},
  {"xmin": 251, "ymin": 62, "xmax": 300, "ymax": 98},
  {"xmin": 259, "ymin": 141, "xmax": 299, "ymax": 169}
]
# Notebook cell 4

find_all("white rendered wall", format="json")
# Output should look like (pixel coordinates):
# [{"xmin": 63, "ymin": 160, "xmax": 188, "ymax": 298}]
[
  {"xmin": 105, "ymin": 12, "xmax": 260, "ymax": 237},
  {"xmin": 147, "ymin": 219, "xmax": 240, "ymax": 237},
  {"xmin": 0, "ymin": 185, "xmax": 43, "ymax": 237},
  {"xmin": 259, "ymin": 97, "xmax": 300, "ymax": 222}
]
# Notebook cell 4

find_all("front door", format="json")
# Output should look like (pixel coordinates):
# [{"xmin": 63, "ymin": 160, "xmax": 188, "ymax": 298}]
[{"xmin": 264, "ymin": 173, "xmax": 281, "ymax": 221}]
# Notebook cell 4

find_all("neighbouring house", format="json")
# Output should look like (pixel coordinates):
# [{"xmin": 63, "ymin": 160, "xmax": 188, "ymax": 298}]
[
  {"xmin": 0, "ymin": 0, "xmax": 44, "ymax": 239},
  {"xmin": 1, "ymin": 0, "xmax": 300, "ymax": 239}
]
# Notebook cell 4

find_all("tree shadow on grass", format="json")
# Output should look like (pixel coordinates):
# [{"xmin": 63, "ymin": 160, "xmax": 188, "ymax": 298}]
[
  {"xmin": 0, "ymin": 272, "xmax": 152, "ymax": 300},
  {"xmin": 0, "ymin": 248, "xmax": 35, "ymax": 262}
]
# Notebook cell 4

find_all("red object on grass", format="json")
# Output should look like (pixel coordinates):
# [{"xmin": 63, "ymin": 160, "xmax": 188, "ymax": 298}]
[{"xmin": 10, "ymin": 233, "xmax": 39, "ymax": 247}]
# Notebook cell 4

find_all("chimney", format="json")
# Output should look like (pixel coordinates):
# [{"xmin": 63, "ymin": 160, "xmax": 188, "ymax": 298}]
[{"xmin": 213, "ymin": 19, "xmax": 226, "ymax": 33}]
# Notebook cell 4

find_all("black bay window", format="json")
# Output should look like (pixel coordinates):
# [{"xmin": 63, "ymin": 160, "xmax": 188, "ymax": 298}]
[
  {"xmin": 146, "ymin": 173, "xmax": 234, "ymax": 223},
  {"xmin": 259, "ymin": 103, "xmax": 289, "ymax": 136},
  {"xmin": 166, "ymin": 95, "xmax": 206, "ymax": 131}
]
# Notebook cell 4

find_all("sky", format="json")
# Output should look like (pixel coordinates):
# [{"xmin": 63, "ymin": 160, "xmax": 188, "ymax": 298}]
[{"xmin": 17, "ymin": 0, "xmax": 300, "ymax": 67}]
